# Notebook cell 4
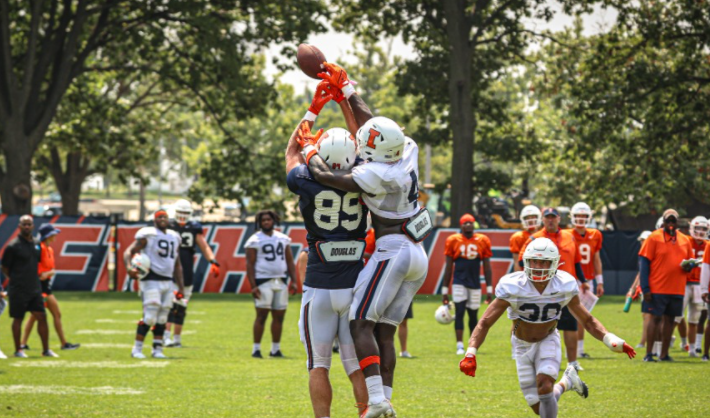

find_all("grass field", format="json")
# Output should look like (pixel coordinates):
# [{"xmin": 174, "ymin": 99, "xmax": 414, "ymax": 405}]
[{"xmin": 0, "ymin": 293, "xmax": 705, "ymax": 417}]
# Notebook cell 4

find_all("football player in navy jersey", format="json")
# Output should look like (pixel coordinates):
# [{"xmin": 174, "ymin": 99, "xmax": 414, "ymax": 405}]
[
  {"xmin": 285, "ymin": 80, "xmax": 369, "ymax": 418},
  {"xmin": 163, "ymin": 199, "xmax": 219, "ymax": 348}
]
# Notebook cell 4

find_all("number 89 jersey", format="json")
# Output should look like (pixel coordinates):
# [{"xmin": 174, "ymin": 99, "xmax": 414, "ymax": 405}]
[
  {"xmin": 495, "ymin": 270, "xmax": 579, "ymax": 323},
  {"xmin": 135, "ymin": 227, "xmax": 182, "ymax": 279}
]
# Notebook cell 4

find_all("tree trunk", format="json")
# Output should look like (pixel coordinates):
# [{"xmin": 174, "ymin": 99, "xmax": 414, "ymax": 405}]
[
  {"xmin": 48, "ymin": 149, "xmax": 91, "ymax": 216},
  {"xmin": 444, "ymin": 0, "xmax": 474, "ymax": 222},
  {"xmin": 1, "ymin": 123, "xmax": 36, "ymax": 215},
  {"xmin": 139, "ymin": 178, "xmax": 146, "ymax": 220}
]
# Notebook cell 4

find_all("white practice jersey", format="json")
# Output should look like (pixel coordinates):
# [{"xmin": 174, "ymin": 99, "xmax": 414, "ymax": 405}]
[
  {"xmin": 352, "ymin": 137, "xmax": 420, "ymax": 219},
  {"xmin": 245, "ymin": 231, "xmax": 292, "ymax": 279},
  {"xmin": 135, "ymin": 227, "xmax": 182, "ymax": 278},
  {"xmin": 496, "ymin": 271, "xmax": 579, "ymax": 323}
]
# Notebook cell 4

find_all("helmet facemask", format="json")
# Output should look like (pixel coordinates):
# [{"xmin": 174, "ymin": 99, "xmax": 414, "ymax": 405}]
[
  {"xmin": 522, "ymin": 238, "xmax": 560, "ymax": 283},
  {"xmin": 689, "ymin": 217, "xmax": 709, "ymax": 240}
]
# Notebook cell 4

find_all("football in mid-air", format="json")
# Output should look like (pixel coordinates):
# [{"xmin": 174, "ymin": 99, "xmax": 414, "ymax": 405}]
[{"xmin": 297, "ymin": 44, "xmax": 327, "ymax": 79}]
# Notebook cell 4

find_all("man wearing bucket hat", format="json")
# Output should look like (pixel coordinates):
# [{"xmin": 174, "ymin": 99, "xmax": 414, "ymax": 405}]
[
  {"xmin": 639, "ymin": 209, "xmax": 694, "ymax": 362},
  {"xmin": 442, "ymin": 214, "xmax": 493, "ymax": 355},
  {"xmin": 20, "ymin": 223, "xmax": 80, "ymax": 352}
]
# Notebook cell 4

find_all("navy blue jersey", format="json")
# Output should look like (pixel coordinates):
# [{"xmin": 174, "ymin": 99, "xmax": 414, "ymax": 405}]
[
  {"xmin": 287, "ymin": 164, "xmax": 368, "ymax": 289},
  {"xmin": 168, "ymin": 220, "xmax": 203, "ymax": 287}
]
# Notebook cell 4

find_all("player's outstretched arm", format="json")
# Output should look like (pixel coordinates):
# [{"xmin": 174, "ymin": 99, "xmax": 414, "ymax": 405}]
[
  {"xmin": 568, "ymin": 295, "xmax": 636, "ymax": 359},
  {"xmin": 286, "ymin": 82, "xmax": 332, "ymax": 174},
  {"xmin": 483, "ymin": 258, "xmax": 493, "ymax": 303},
  {"xmin": 246, "ymin": 248, "xmax": 260, "ymax": 299},
  {"xmin": 196, "ymin": 233, "xmax": 220, "ymax": 277},
  {"xmin": 318, "ymin": 62, "xmax": 373, "ymax": 128},
  {"xmin": 460, "ymin": 297, "xmax": 509, "ymax": 377}
]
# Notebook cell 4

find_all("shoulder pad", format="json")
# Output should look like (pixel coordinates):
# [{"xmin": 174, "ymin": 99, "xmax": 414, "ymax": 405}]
[{"xmin": 136, "ymin": 227, "xmax": 157, "ymax": 238}]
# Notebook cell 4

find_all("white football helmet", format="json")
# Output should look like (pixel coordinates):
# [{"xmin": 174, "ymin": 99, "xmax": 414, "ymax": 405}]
[
  {"xmin": 435, "ymin": 304, "xmax": 455, "ymax": 325},
  {"xmin": 174, "ymin": 199, "xmax": 193, "ymax": 226},
  {"xmin": 638, "ymin": 230, "xmax": 652, "ymax": 242},
  {"xmin": 655, "ymin": 216, "xmax": 663, "ymax": 230},
  {"xmin": 689, "ymin": 216, "xmax": 709, "ymax": 240},
  {"xmin": 522, "ymin": 237, "xmax": 560, "ymax": 283},
  {"xmin": 570, "ymin": 202, "xmax": 593, "ymax": 228},
  {"xmin": 317, "ymin": 127, "xmax": 357, "ymax": 170},
  {"xmin": 520, "ymin": 205, "xmax": 542, "ymax": 230},
  {"xmin": 356, "ymin": 116, "xmax": 405, "ymax": 163},
  {"xmin": 130, "ymin": 253, "xmax": 151, "ymax": 279}
]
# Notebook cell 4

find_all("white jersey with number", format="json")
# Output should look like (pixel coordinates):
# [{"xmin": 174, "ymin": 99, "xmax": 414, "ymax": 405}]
[
  {"xmin": 245, "ymin": 231, "xmax": 292, "ymax": 279},
  {"xmin": 135, "ymin": 227, "xmax": 182, "ymax": 278},
  {"xmin": 352, "ymin": 137, "xmax": 420, "ymax": 219},
  {"xmin": 495, "ymin": 271, "xmax": 579, "ymax": 323}
]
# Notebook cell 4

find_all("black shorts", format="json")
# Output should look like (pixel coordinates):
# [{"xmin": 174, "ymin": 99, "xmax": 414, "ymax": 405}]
[
  {"xmin": 642, "ymin": 294, "xmax": 683, "ymax": 317},
  {"xmin": 9, "ymin": 293, "xmax": 45, "ymax": 319},
  {"xmin": 404, "ymin": 303, "xmax": 414, "ymax": 320},
  {"xmin": 40, "ymin": 279, "xmax": 52, "ymax": 295},
  {"xmin": 556, "ymin": 306, "xmax": 577, "ymax": 331}
]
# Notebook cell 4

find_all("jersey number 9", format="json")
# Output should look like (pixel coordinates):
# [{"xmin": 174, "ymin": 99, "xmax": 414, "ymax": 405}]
[{"xmin": 314, "ymin": 191, "xmax": 362, "ymax": 231}]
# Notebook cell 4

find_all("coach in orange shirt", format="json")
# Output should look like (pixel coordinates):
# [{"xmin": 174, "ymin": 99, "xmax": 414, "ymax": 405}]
[
  {"xmin": 639, "ymin": 209, "xmax": 694, "ymax": 362},
  {"xmin": 519, "ymin": 207, "xmax": 589, "ymax": 370}
]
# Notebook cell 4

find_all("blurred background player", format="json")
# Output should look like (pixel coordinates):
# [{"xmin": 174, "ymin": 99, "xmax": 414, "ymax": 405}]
[
  {"xmin": 460, "ymin": 238, "xmax": 635, "ymax": 418},
  {"xmin": 674, "ymin": 216, "xmax": 708, "ymax": 357},
  {"xmin": 627, "ymin": 231, "xmax": 652, "ymax": 349},
  {"xmin": 700, "ymin": 234, "xmax": 710, "ymax": 360},
  {"xmin": 518, "ymin": 207, "xmax": 589, "ymax": 370},
  {"xmin": 245, "ymin": 210, "xmax": 298, "ymax": 358},
  {"xmin": 164, "ymin": 199, "xmax": 219, "ymax": 348},
  {"xmin": 510, "ymin": 205, "xmax": 542, "ymax": 272},
  {"xmin": 286, "ymin": 81, "xmax": 370, "ymax": 417},
  {"xmin": 569, "ymin": 202, "xmax": 604, "ymax": 358},
  {"xmin": 125, "ymin": 209, "xmax": 185, "ymax": 359},
  {"xmin": 21, "ymin": 223, "xmax": 80, "ymax": 351},
  {"xmin": 639, "ymin": 209, "xmax": 694, "ymax": 362},
  {"xmin": 442, "ymin": 213, "xmax": 492, "ymax": 355},
  {"xmin": 300, "ymin": 62, "xmax": 431, "ymax": 418}
]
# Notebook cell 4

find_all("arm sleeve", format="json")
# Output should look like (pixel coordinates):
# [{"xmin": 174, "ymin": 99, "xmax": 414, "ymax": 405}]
[
  {"xmin": 351, "ymin": 164, "xmax": 383, "ymax": 195},
  {"xmin": 639, "ymin": 256, "xmax": 651, "ymax": 294},
  {"xmin": 575, "ymin": 263, "xmax": 587, "ymax": 283}
]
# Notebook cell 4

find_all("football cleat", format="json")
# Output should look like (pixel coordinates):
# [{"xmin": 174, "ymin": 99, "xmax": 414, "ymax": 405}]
[
  {"xmin": 61, "ymin": 342, "xmax": 80, "ymax": 350},
  {"xmin": 269, "ymin": 350, "xmax": 284, "ymax": 358},
  {"xmin": 166, "ymin": 341, "xmax": 182, "ymax": 348},
  {"xmin": 42, "ymin": 350, "xmax": 59, "ymax": 358},
  {"xmin": 696, "ymin": 347, "xmax": 702, "ymax": 354},
  {"xmin": 20, "ymin": 344, "xmax": 30, "ymax": 350},
  {"xmin": 252, "ymin": 350, "xmax": 263, "ymax": 359},
  {"xmin": 14, "ymin": 351, "xmax": 28, "ymax": 358},
  {"xmin": 360, "ymin": 400, "xmax": 396, "ymax": 418},
  {"xmin": 579, "ymin": 352, "xmax": 591, "ymax": 359},
  {"xmin": 456, "ymin": 348, "xmax": 465, "ymax": 356},
  {"xmin": 163, "ymin": 337, "xmax": 173, "ymax": 346},
  {"xmin": 152, "ymin": 351, "xmax": 167, "ymax": 359},
  {"xmin": 0, "ymin": 349, "xmax": 6, "ymax": 359},
  {"xmin": 568, "ymin": 361, "xmax": 584, "ymax": 371},
  {"xmin": 399, "ymin": 351, "xmax": 413, "ymax": 358},
  {"xmin": 635, "ymin": 343, "xmax": 645, "ymax": 349},
  {"xmin": 702, "ymin": 355, "xmax": 709, "ymax": 362},
  {"xmin": 659, "ymin": 355, "xmax": 673, "ymax": 362},
  {"xmin": 642, "ymin": 354, "xmax": 657, "ymax": 362},
  {"xmin": 131, "ymin": 351, "xmax": 146, "ymax": 359},
  {"xmin": 689, "ymin": 350, "xmax": 699, "ymax": 358},
  {"xmin": 563, "ymin": 364, "xmax": 588, "ymax": 398}
]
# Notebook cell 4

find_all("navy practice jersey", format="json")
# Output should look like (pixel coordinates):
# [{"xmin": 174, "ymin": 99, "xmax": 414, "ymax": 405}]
[
  {"xmin": 168, "ymin": 219, "xmax": 204, "ymax": 287},
  {"xmin": 286, "ymin": 163, "xmax": 368, "ymax": 289}
]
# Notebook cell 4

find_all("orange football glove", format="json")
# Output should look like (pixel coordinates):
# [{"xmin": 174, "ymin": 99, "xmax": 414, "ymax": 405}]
[
  {"xmin": 621, "ymin": 343, "xmax": 636, "ymax": 359},
  {"xmin": 297, "ymin": 121, "xmax": 323, "ymax": 165},
  {"xmin": 318, "ymin": 62, "xmax": 356, "ymax": 99},
  {"xmin": 329, "ymin": 84, "xmax": 346, "ymax": 104},
  {"xmin": 308, "ymin": 81, "xmax": 333, "ymax": 115},
  {"xmin": 209, "ymin": 260, "xmax": 220, "ymax": 277},
  {"xmin": 459, "ymin": 354, "xmax": 477, "ymax": 377}
]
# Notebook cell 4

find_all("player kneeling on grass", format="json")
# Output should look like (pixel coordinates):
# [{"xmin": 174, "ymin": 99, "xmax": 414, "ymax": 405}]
[{"xmin": 459, "ymin": 238, "xmax": 635, "ymax": 418}]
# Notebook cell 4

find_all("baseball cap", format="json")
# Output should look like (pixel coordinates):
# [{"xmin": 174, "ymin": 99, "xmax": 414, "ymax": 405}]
[
  {"xmin": 459, "ymin": 214, "xmax": 475, "ymax": 226},
  {"xmin": 662, "ymin": 209, "xmax": 679, "ymax": 221},
  {"xmin": 542, "ymin": 207, "xmax": 559, "ymax": 217}
]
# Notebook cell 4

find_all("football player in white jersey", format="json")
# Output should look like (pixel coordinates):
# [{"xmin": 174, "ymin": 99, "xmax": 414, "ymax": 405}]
[
  {"xmin": 245, "ymin": 210, "xmax": 298, "ymax": 358},
  {"xmin": 124, "ymin": 210, "xmax": 185, "ymax": 359},
  {"xmin": 299, "ymin": 62, "xmax": 432, "ymax": 418},
  {"xmin": 459, "ymin": 238, "xmax": 636, "ymax": 418}
]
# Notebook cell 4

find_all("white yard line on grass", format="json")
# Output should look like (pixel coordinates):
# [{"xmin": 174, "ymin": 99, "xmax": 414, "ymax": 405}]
[
  {"xmin": 12, "ymin": 361, "xmax": 168, "ymax": 369},
  {"xmin": 96, "ymin": 318, "xmax": 202, "ymax": 324},
  {"xmin": 76, "ymin": 329, "xmax": 196, "ymax": 335},
  {"xmin": 81, "ymin": 343, "xmax": 133, "ymax": 349},
  {"xmin": 113, "ymin": 310, "xmax": 206, "ymax": 315},
  {"xmin": 0, "ymin": 385, "xmax": 144, "ymax": 395}
]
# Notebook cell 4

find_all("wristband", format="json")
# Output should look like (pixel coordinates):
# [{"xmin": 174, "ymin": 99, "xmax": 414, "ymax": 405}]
[
  {"xmin": 442, "ymin": 286, "xmax": 449, "ymax": 295},
  {"xmin": 466, "ymin": 347, "xmax": 477, "ymax": 356},
  {"xmin": 595, "ymin": 274, "xmax": 604, "ymax": 284},
  {"xmin": 302, "ymin": 144, "xmax": 317, "ymax": 165},
  {"xmin": 303, "ymin": 111, "xmax": 317, "ymax": 122},
  {"xmin": 603, "ymin": 333, "xmax": 624, "ymax": 352},
  {"xmin": 342, "ymin": 84, "xmax": 356, "ymax": 99}
]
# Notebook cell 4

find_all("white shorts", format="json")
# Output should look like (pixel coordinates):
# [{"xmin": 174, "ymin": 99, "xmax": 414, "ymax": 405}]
[
  {"xmin": 452, "ymin": 285, "xmax": 481, "ymax": 310},
  {"xmin": 349, "ymin": 234, "xmax": 428, "ymax": 326},
  {"xmin": 676, "ymin": 285, "xmax": 704, "ymax": 324},
  {"xmin": 512, "ymin": 330, "xmax": 562, "ymax": 406},
  {"xmin": 299, "ymin": 286, "xmax": 359, "ymax": 375},
  {"xmin": 140, "ymin": 280, "xmax": 173, "ymax": 309},
  {"xmin": 255, "ymin": 279, "xmax": 289, "ymax": 310}
]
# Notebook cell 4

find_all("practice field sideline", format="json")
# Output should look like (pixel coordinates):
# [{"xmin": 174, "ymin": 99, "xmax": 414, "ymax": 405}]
[{"xmin": 0, "ymin": 293, "xmax": 704, "ymax": 417}]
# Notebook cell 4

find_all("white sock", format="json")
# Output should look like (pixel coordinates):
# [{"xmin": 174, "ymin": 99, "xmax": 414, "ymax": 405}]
[
  {"xmin": 253, "ymin": 343, "xmax": 261, "ymax": 352},
  {"xmin": 538, "ymin": 393, "xmax": 558, "ymax": 418},
  {"xmin": 164, "ymin": 330, "xmax": 171, "ymax": 340},
  {"xmin": 383, "ymin": 385, "xmax": 393, "ymax": 401},
  {"xmin": 152, "ymin": 337, "xmax": 163, "ymax": 348},
  {"xmin": 554, "ymin": 382, "xmax": 566, "ymax": 401},
  {"xmin": 173, "ymin": 334, "xmax": 181, "ymax": 344},
  {"xmin": 653, "ymin": 341, "xmax": 661, "ymax": 355},
  {"xmin": 153, "ymin": 344, "xmax": 163, "ymax": 354},
  {"xmin": 697, "ymin": 334, "xmax": 704, "ymax": 346},
  {"xmin": 577, "ymin": 340, "xmax": 584, "ymax": 354},
  {"xmin": 681, "ymin": 337, "xmax": 687, "ymax": 346},
  {"xmin": 271, "ymin": 342, "xmax": 280, "ymax": 353},
  {"xmin": 365, "ymin": 375, "xmax": 385, "ymax": 404},
  {"xmin": 456, "ymin": 341, "xmax": 464, "ymax": 350},
  {"xmin": 133, "ymin": 340, "xmax": 144, "ymax": 352},
  {"xmin": 689, "ymin": 342, "xmax": 695, "ymax": 352}
]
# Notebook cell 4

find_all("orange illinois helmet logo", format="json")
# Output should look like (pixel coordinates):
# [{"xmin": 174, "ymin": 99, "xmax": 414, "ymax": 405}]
[
  {"xmin": 332, "ymin": 163, "xmax": 341, "ymax": 169},
  {"xmin": 366, "ymin": 128, "xmax": 380, "ymax": 149}
]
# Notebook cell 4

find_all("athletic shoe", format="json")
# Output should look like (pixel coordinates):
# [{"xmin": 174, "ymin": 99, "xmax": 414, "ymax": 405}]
[
  {"xmin": 20, "ymin": 344, "xmax": 29, "ymax": 350},
  {"xmin": 252, "ymin": 350, "xmax": 263, "ymax": 358},
  {"xmin": 399, "ymin": 351, "xmax": 413, "ymax": 358},
  {"xmin": 0, "ymin": 349, "xmax": 7, "ymax": 359},
  {"xmin": 61, "ymin": 342, "xmax": 80, "ymax": 350},
  {"xmin": 635, "ymin": 343, "xmax": 645, "ymax": 349},
  {"xmin": 696, "ymin": 347, "xmax": 702, "ymax": 354},
  {"xmin": 360, "ymin": 399, "xmax": 396, "ymax": 418},
  {"xmin": 456, "ymin": 348, "xmax": 465, "ymax": 355},
  {"xmin": 642, "ymin": 354, "xmax": 657, "ymax": 362},
  {"xmin": 269, "ymin": 350, "xmax": 284, "ymax": 358},
  {"xmin": 14, "ymin": 351, "xmax": 28, "ymax": 358},
  {"xmin": 163, "ymin": 337, "xmax": 173, "ymax": 346},
  {"xmin": 563, "ymin": 365, "xmax": 589, "ymax": 399},
  {"xmin": 42, "ymin": 350, "xmax": 59, "ymax": 358},
  {"xmin": 152, "ymin": 351, "xmax": 167, "ymax": 359},
  {"xmin": 579, "ymin": 352, "xmax": 592, "ymax": 359},
  {"xmin": 670, "ymin": 335, "xmax": 676, "ymax": 349},
  {"xmin": 659, "ymin": 355, "xmax": 674, "ymax": 362},
  {"xmin": 131, "ymin": 351, "xmax": 146, "ymax": 359},
  {"xmin": 568, "ymin": 361, "xmax": 584, "ymax": 371},
  {"xmin": 689, "ymin": 350, "xmax": 699, "ymax": 358},
  {"xmin": 166, "ymin": 341, "xmax": 182, "ymax": 348},
  {"xmin": 332, "ymin": 342, "xmax": 340, "ymax": 354},
  {"xmin": 702, "ymin": 355, "xmax": 709, "ymax": 362}
]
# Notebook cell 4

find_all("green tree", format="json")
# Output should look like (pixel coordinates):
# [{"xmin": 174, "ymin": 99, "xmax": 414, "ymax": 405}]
[{"xmin": 0, "ymin": 0, "xmax": 327, "ymax": 214}]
